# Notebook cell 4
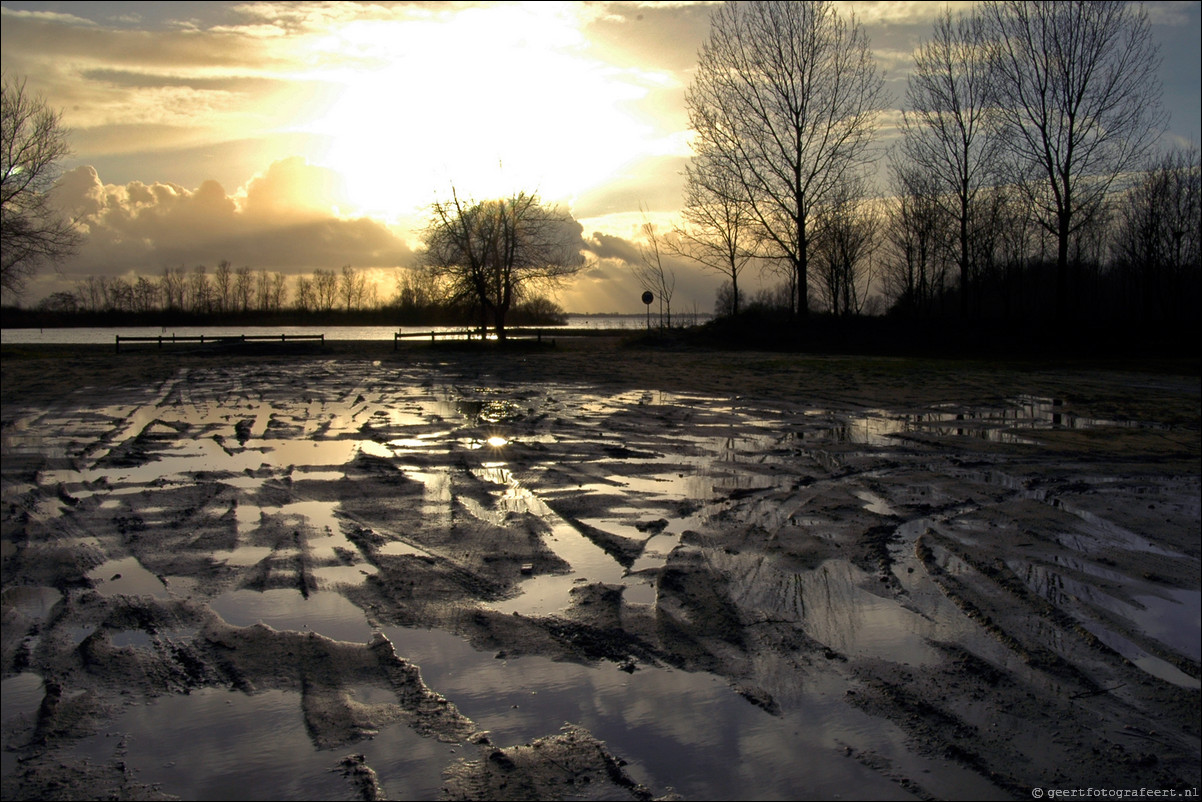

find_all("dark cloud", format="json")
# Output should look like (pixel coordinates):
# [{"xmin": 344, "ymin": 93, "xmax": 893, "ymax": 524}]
[{"xmin": 586, "ymin": 231, "xmax": 643, "ymax": 264}]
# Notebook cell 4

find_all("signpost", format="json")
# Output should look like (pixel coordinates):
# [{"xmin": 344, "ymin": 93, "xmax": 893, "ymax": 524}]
[{"xmin": 642, "ymin": 291, "xmax": 654, "ymax": 329}]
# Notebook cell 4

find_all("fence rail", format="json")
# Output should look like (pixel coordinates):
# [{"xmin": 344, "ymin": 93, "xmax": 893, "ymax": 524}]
[
  {"xmin": 392, "ymin": 328, "xmax": 554, "ymax": 349},
  {"xmin": 115, "ymin": 333, "xmax": 324, "ymax": 352}
]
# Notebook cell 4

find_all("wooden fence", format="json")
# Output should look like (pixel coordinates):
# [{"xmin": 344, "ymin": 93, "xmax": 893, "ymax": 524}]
[{"xmin": 392, "ymin": 329, "xmax": 553, "ymax": 349}]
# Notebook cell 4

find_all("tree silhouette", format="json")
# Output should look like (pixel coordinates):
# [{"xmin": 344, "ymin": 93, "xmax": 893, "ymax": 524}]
[
  {"xmin": 675, "ymin": 154, "xmax": 755, "ymax": 317},
  {"xmin": 900, "ymin": 9, "xmax": 1001, "ymax": 320},
  {"xmin": 685, "ymin": 1, "xmax": 885, "ymax": 322},
  {"xmin": 983, "ymin": 0, "xmax": 1165, "ymax": 322},
  {"xmin": 1111, "ymin": 146, "xmax": 1201, "ymax": 323},
  {"xmin": 632, "ymin": 205, "xmax": 675, "ymax": 328},
  {"xmin": 422, "ymin": 189, "xmax": 584, "ymax": 341},
  {"xmin": 1, "ymin": 72, "xmax": 79, "ymax": 297}
]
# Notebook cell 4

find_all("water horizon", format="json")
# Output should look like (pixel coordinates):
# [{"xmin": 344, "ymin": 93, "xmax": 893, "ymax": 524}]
[{"xmin": 0, "ymin": 313, "xmax": 696, "ymax": 345}]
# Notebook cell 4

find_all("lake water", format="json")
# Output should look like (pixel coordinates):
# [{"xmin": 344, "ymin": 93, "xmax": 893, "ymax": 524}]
[{"xmin": 0, "ymin": 315, "xmax": 673, "ymax": 345}]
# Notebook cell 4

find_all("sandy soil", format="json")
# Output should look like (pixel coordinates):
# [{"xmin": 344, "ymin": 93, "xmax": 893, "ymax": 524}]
[{"xmin": 2, "ymin": 337, "xmax": 1199, "ymax": 801}]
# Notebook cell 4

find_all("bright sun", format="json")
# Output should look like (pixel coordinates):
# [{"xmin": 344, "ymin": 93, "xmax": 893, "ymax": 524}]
[{"xmin": 294, "ymin": 4, "xmax": 668, "ymax": 222}]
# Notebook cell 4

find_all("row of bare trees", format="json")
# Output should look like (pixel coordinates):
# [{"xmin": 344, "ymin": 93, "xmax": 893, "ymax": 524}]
[
  {"xmin": 726, "ymin": 142, "xmax": 1199, "ymax": 326},
  {"xmin": 35, "ymin": 256, "xmax": 573, "ymax": 329},
  {"xmin": 881, "ymin": 142, "xmax": 1200, "ymax": 323},
  {"xmin": 37, "ymin": 263, "xmax": 379, "ymax": 316},
  {"xmin": 679, "ymin": 0, "xmax": 1189, "ymax": 326}
]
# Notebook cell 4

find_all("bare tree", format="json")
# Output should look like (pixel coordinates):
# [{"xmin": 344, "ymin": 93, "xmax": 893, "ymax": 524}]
[
  {"xmin": 882, "ymin": 162, "xmax": 954, "ymax": 317},
  {"xmin": 422, "ymin": 188, "xmax": 584, "ymax": 341},
  {"xmin": 254, "ymin": 269, "xmax": 272, "ymax": 312},
  {"xmin": 188, "ymin": 264, "xmax": 211, "ymax": 314},
  {"xmin": 269, "ymin": 271, "xmax": 288, "ymax": 312},
  {"xmin": 161, "ymin": 265, "xmax": 186, "ymax": 311},
  {"xmin": 901, "ymin": 9, "xmax": 1001, "ymax": 319},
  {"xmin": 1111, "ymin": 146, "xmax": 1201, "ymax": 321},
  {"xmin": 632, "ymin": 205, "xmax": 675, "ymax": 328},
  {"xmin": 107, "ymin": 278, "xmax": 133, "ymax": 313},
  {"xmin": 674, "ymin": 155, "xmax": 755, "ymax": 317},
  {"xmin": 1, "ymin": 72, "xmax": 80, "ymax": 298},
  {"xmin": 313, "ymin": 268, "xmax": 338, "ymax": 312},
  {"xmin": 213, "ymin": 259, "xmax": 232, "ymax": 314},
  {"xmin": 338, "ymin": 264, "xmax": 366, "ymax": 312},
  {"xmin": 38, "ymin": 290, "xmax": 78, "ymax": 313},
  {"xmin": 685, "ymin": 0, "xmax": 885, "ymax": 322},
  {"xmin": 233, "ymin": 265, "xmax": 254, "ymax": 312},
  {"xmin": 75, "ymin": 275, "xmax": 109, "ymax": 313},
  {"xmin": 983, "ymin": 0, "xmax": 1165, "ymax": 321},
  {"xmin": 394, "ymin": 266, "xmax": 443, "ymax": 313},
  {"xmin": 294, "ymin": 275, "xmax": 314, "ymax": 312},
  {"xmin": 133, "ymin": 274, "xmax": 160, "ymax": 313},
  {"xmin": 812, "ymin": 177, "xmax": 880, "ymax": 316}
]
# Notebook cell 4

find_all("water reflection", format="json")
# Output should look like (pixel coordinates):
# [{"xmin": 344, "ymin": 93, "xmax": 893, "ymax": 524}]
[
  {"xmin": 4, "ymin": 363, "xmax": 1194, "ymax": 800},
  {"xmin": 69, "ymin": 688, "xmax": 445, "ymax": 801}
]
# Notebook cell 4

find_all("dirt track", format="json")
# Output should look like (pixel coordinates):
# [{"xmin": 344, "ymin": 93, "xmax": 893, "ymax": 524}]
[{"xmin": 2, "ymin": 339, "xmax": 1199, "ymax": 800}]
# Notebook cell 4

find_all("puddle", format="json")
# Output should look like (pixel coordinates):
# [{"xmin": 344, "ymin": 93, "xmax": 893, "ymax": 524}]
[
  {"xmin": 209, "ymin": 589, "xmax": 374, "ymax": 643},
  {"xmin": 110, "ymin": 629, "xmax": 154, "ymax": 649},
  {"xmin": 4, "ymin": 365, "xmax": 1196, "ymax": 800},
  {"xmin": 2, "ymin": 585, "xmax": 62, "ymax": 620},
  {"xmin": 720, "ymin": 554, "xmax": 943, "ymax": 666},
  {"xmin": 852, "ymin": 488, "xmax": 900, "ymax": 517},
  {"xmin": 88, "ymin": 556, "xmax": 170, "ymax": 599},
  {"xmin": 211, "ymin": 545, "xmax": 276, "ymax": 567},
  {"xmin": 1132, "ymin": 590, "xmax": 1201, "ymax": 661},
  {"xmin": 836, "ymin": 396, "xmax": 1151, "ymax": 446},
  {"xmin": 1, "ymin": 672, "xmax": 44, "ymax": 723},
  {"xmin": 381, "ymin": 624, "xmax": 1000, "ymax": 801},
  {"xmin": 70, "ymin": 688, "xmax": 448, "ymax": 801}
]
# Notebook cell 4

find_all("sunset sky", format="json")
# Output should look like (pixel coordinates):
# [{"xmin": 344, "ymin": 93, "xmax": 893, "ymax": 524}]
[{"xmin": 3, "ymin": 1, "xmax": 1199, "ymax": 312}]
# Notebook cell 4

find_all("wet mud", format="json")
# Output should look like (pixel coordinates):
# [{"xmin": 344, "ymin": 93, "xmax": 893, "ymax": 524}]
[{"xmin": 1, "ymin": 343, "xmax": 1199, "ymax": 800}]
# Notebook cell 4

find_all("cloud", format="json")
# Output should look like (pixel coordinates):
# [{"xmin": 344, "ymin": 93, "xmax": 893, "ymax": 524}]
[
  {"xmin": 47, "ymin": 159, "xmax": 415, "ymax": 284},
  {"xmin": 560, "ymin": 227, "xmax": 726, "ymax": 315},
  {"xmin": 586, "ymin": 231, "xmax": 644, "ymax": 264}
]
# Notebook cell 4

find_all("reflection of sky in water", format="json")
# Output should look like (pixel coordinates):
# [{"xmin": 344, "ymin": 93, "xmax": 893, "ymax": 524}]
[
  {"xmin": 1133, "ymin": 590, "xmax": 1201, "ymax": 661},
  {"xmin": 210, "ymin": 588, "xmax": 374, "ymax": 644},
  {"xmin": 717, "ymin": 553, "xmax": 944, "ymax": 667},
  {"xmin": 380, "ymin": 625, "xmax": 1000, "ymax": 801},
  {"xmin": 88, "ymin": 556, "xmax": 170, "ymax": 599},
  {"xmin": 1014, "ymin": 559, "xmax": 1201, "ymax": 686},
  {"xmin": 69, "ymin": 688, "xmax": 452, "ymax": 801},
  {"xmin": 2, "ymin": 585, "xmax": 61, "ymax": 620},
  {"xmin": 0, "ymin": 673, "xmax": 44, "ymax": 779},
  {"xmin": 6, "ymin": 366, "xmax": 1196, "ymax": 800}
]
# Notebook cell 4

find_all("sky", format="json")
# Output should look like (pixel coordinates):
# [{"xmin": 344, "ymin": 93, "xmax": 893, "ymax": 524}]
[{"xmin": 3, "ymin": 0, "xmax": 1200, "ymax": 313}]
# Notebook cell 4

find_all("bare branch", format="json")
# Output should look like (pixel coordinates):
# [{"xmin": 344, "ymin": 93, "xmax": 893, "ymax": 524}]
[
  {"xmin": 685, "ymin": 1, "xmax": 885, "ymax": 320},
  {"xmin": 421, "ymin": 188, "xmax": 585, "ymax": 340},
  {"xmin": 982, "ymin": 0, "xmax": 1165, "ymax": 319},
  {"xmin": 1, "ymin": 71, "xmax": 80, "ymax": 297}
]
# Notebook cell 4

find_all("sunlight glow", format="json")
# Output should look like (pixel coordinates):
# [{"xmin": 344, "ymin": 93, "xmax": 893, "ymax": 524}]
[{"xmin": 290, "ymin": 3, "xmax": 676, "ymax": 221}]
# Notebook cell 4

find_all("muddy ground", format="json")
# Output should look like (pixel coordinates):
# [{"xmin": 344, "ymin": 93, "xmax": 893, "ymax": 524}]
[{"xmin": 1, "ymin": 338, "xmax": 1199, "ymax": 801}]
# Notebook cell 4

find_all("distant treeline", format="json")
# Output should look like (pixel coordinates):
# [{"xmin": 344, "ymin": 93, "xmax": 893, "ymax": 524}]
[{"xmin": 5, "ymin": 263, "xmax": 568, "ymax": 329}]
